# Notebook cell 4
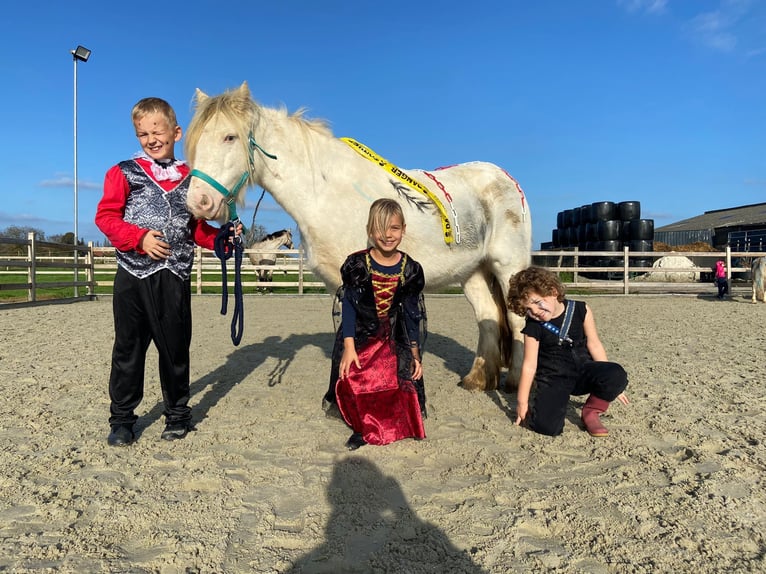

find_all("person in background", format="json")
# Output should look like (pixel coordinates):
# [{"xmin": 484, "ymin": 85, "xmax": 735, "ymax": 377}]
[
  {"xmin": 322, "ymin": 198, "xmax": 427, "ymax": 450},
  {"xmin": 95, "ymin": 97, "xmax": 239, "ymax": 447},
  {"xmin": 506, "ymin": 266, "xmax": 629, "ymax": 437},
  {"xmin": 714, "ymin": 260, "xmax": 729, "ymax": 300}
]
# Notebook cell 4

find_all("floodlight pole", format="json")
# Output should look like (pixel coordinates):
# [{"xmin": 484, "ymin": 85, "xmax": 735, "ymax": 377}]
[{"xmin": 72, "ymin": 45, "xmax": 90, "ymax": 297}]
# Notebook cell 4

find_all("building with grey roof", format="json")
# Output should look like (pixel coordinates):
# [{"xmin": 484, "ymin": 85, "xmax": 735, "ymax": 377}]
[{"xmin": 655, "ymin": 202, "xmax": 766, "ymax": 252}]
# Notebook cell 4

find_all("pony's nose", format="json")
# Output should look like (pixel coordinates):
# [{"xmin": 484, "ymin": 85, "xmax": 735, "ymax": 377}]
[
  {"xmin": 196, "ymin": 192, "xmax": 213, "ymax": 210},
  {"xmin": 187, "ymin": 189, "xmax": 219, "ymax": 219}
]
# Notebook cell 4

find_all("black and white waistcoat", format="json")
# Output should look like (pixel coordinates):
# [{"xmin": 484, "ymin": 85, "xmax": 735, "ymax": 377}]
[{"xmin": 116, "ymin": 159, "xmax": 196, "ymax": 280}]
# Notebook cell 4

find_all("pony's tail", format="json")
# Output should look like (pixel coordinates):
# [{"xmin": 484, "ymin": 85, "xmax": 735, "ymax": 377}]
[{"xmin": 490, "ymin": 276, "xmax": 513, "ymax": 368}]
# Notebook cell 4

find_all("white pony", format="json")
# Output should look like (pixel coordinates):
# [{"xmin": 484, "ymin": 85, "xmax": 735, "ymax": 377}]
[
  {"xmin": 246, "ymin": 228, "xmax": 294, "ymax": 283},
  {"xmin": 752, "ymin": 256, "xmax": 766, "ymax": 303},
  {"xmin": 185, "ymin": 82, "xmax": 532, "ymax": 391}
]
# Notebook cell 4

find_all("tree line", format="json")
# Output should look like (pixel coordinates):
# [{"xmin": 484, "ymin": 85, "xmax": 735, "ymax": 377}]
[
  {"xmin": 0, "ymin": 226, "xmax": 102, "ymax": 256},
  {"xmin": 1, "ymin": 222, "xmax": 274, "ymax": 256}
]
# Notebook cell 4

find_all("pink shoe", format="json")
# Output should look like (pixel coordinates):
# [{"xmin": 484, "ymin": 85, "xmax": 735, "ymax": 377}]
[{"xmin": 582, "ymin": 395, "xmax": 610, "ymax": 437}]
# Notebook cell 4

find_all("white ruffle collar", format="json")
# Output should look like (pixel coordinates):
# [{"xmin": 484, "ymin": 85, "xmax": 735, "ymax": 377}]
[{"xmin": 133, "ymin": 152, "xmax": 186, "ymax": 182}]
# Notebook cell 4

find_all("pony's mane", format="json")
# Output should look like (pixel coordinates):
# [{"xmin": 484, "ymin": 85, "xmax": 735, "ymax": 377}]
[
  {"xmin": 288, "ymin": 107, "xmax": 333, "ymax": 138},
  {"xmin": 185, "ymin": 87, "xmax": 333, "ymax": 170},
  {"xmin": 264, "ymin": 229, "xmax": 291, "ymax": 241}
]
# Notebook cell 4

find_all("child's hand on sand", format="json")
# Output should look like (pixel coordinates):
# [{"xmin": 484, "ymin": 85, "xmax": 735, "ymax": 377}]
[{"xmin": 616, "ymin": 393, "xmax": 629, "ymax": 405}]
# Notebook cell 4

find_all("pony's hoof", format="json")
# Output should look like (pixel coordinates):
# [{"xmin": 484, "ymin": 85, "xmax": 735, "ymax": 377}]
[{"xmin": 459, "ymin": 377, "xmax": 485, "ymax": 391}]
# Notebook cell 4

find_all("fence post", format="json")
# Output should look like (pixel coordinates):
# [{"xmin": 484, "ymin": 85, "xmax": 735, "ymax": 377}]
[
  {"xmin": 725, "ymin": 245, "xmax": 731, "ymax": 281},
  {"xmin": 27, "ymin": 232, "xmax": 36, "ymax": 302},
  {"xmin": 196, "ymin": 246, "xmax": 202, "ymax": 295},
  {"xmin": 573, "ymin": 247, "xmax": 579, "ymax": 283},
  {"xmin": 623, "ymin": 246, "xmax": 629, "ymax": 295},
  {"xmin": 298, "ymin": 247, "xmax": 306, "ymax": 295},
  {"xmin": 86, "ymin": 242, "xmax": 95, "ymax": 297}
]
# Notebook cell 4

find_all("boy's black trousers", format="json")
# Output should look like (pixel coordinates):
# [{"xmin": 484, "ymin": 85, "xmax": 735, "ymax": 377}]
[{"xmin": 108, "ymin": 267, "xmax": 193, "ymax": 427}]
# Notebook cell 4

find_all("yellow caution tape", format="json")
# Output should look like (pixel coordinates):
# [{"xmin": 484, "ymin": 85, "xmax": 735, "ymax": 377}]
[{"xmin": 341, "ymin": 137, "xmax": 454, "ymax": 244}]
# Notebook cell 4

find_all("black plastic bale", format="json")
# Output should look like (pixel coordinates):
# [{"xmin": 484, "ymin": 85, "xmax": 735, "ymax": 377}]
[
  {"xmin": 620, "ymin": 222, "xmax": 632, "ymax": 241},
  {"xmin": 578, "ymin": 225, "xmax": 588, "ymax": 244},
  {"xmin": 590, "ymin": 201, "xmax": 617, "ymax": 222},
  {"xmin": 597, "ymin": 220, "xmax": 621, "ymax": 241},
  {"xmin": 629, "ymin": 239, "xmax": 653, "ymax": 253},
  {"xmin": 629, "ymin": 219, "xmax": 654, "ymax": 240},
  {"xmin": 563, "ymin": 209, "xmax": 574, "ymax": 228},
  {"xmin": 629, "ymin": 258, "xmax": 652, "ymax": 277},
  {"xmin": 557, "ymin": 227, "xmax": 568, "ymax": 247},
  {"xmin": 598, "ymin": 239, "xmax": 622, "ymax": 252},
  {"xmin": 619, "ymin": 200, "xmax": 641, "ymax": 221}
]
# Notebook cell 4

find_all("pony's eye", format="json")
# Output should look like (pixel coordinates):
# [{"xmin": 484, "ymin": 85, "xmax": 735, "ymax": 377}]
[{"xmin": 223, "ymin": 134, "xmax": 237, "ymax": 143}]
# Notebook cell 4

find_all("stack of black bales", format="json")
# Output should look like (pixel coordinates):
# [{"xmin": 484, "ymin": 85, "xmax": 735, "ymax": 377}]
[{"xmin": 551, "ymin": 201, "xmax": 653, "ymax": 277}]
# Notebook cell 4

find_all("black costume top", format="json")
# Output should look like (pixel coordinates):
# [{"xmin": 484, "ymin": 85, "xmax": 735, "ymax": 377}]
[
  {"xmin": 326, "ymin": 249, "xmax": 427, "ymax": 405},
  {"xmin": 522, "ymin": 300, "xmax": 593, "ymax": 385}
]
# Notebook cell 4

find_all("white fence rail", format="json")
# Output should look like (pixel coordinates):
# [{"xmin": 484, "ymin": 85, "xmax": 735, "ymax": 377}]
[
  {"xmin": 536, "ymin": 246, "xmax": 756, "ymax": 295},
  {"xmin": 90, "ymin": 245, "xmax": 325, "ymax": 294},
  {"xmin": 0, "ymin": 233, "xmax": 93, "ymax": 302},
  {"xmin": 1, "ymin": 233, "xmax": 761, "ymax": 305}
]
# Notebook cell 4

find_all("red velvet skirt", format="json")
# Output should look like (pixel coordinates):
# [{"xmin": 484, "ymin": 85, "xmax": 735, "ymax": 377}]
[{"xmin": 336, "ymin": 336, "xmax": 425, "ymax": 445}]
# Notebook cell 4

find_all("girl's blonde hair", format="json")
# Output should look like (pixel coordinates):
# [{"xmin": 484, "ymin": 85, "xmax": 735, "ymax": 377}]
[
  {"xmin": 367, "ymin": 198, "xmax": 405, "ymax": 237},
  {"xmin": 507, "ymin": 266, "xmax": 566, "ymax": 317},
  {"xmin": 131, "ymin": 97, "xmax": 178, "ymax": 128}
]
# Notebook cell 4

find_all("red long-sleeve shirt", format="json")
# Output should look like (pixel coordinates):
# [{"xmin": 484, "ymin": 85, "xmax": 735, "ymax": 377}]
[{"xmin": 95, "ymin": 158, "xmax": 217, "ymax": 253}]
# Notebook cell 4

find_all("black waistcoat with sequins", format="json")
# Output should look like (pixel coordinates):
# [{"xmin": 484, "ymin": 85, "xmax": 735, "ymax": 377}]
[{"xmin": 117, "ymin": 159, "xmax": 195, "ymax": 279}]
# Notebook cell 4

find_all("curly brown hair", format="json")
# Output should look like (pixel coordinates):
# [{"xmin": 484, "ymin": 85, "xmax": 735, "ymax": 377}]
[{"xmin": 506, "ymin": 267, "xmax": 566, "ymax": 317}]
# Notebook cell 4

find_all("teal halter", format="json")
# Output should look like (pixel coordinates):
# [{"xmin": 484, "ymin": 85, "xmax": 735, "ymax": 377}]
[{"xmin": 190, "ymin": 131, "xmax": 277, "ymax": 222}]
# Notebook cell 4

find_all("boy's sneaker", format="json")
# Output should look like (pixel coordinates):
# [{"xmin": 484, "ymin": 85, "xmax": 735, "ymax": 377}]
[
  {"xmin": 107, "ymin": 424, "xmax": 135, "ymax": 447},
  {"xmin": 161, "ymin": 421, "xmax": 193, "ymax": 441}
]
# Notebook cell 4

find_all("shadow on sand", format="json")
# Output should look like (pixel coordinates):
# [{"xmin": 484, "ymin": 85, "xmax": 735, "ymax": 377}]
[
  {"xmin": 285, "ymin": 457, "xmax": 487, "ymax": 573},
  {"xmin": 136, "ymin": 332, "xmax": 331, "ymax": 435},
  {"xmin": 137, "ymin": 326, "xmax": 505, "ymax": 436}
]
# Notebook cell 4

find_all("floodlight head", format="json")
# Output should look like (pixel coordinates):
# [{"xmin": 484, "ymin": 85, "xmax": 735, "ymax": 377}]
[{"xmin": 72, "ymin": 45, "xmax": 91, "ymax": 62}]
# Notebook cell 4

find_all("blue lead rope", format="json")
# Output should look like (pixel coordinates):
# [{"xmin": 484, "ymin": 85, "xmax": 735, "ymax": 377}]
[
  {"xmin": 214, "ymin": 222, "xmax": 244, "ymax": 346},
  {"xmin": 540, "ymin": 300, "xmax": 575, "ymax": 346}
]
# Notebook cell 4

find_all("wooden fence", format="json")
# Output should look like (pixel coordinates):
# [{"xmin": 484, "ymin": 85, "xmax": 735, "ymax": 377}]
[
  {"xmin": 0, "ymin": 233, "xmax": 760, "ymax": 305},
  {"xmin": 0, "ymin": 233, "xmax": 93, "ymax": 302},
  {"xmin": 91, "ymin": 245, "xmax": 325, "ymax": 295},
  {"xmin": 534, "ymin": 246, "xmax": 756, "ymax": 295},
  {"xmin": 0, "ymin": 233, "xmax": 325, "ymax": 303}
]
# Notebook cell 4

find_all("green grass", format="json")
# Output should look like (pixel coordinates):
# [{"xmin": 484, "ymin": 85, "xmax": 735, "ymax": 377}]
[
  {"xmin": 0, "ymin": 266, "xmax": 462, "ymax": 302},
  {"xmin": 0, "ymin": 270, "xmax": 97, "ymax": 301},
  {"xmin": 0, "ymin": 268, "xmax": 330, "ymax": 300}
]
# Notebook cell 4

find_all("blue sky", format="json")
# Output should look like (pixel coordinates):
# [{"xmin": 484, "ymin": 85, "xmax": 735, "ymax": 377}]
[{"xmin": 1, "ymin": 0, "xmax": 764, "ymax": 248}]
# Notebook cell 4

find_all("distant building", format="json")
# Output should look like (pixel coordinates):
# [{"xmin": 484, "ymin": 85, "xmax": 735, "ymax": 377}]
[{"xmin": 655, "ymin": 202, "xmax": 766, "ymax": 252}]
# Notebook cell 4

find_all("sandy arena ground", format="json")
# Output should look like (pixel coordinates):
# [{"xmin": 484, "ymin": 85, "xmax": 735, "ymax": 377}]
[{"xmin": 0, "ymin": 293, "xmax": 764, "ymax": 573}]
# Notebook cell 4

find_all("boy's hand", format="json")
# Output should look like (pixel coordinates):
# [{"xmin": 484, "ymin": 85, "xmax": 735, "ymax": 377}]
[{"xmin": 141, "ymin": 230, "xmax": 171, "ymax": 260}]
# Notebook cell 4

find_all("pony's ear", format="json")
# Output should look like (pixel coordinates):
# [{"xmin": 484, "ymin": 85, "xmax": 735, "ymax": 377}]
[
  {"xmin": 237, "ymin": 81, "xmax": 251, "ymax": 98},
  {"xmin": 194, "ymin": 88, "xmax": 209, "ymax": 104}
]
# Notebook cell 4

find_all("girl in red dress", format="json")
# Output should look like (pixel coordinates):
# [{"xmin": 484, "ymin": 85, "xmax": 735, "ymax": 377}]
[{"xmin": 324, "ymin": 199, "xmax": 427, "ymax": 450}]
